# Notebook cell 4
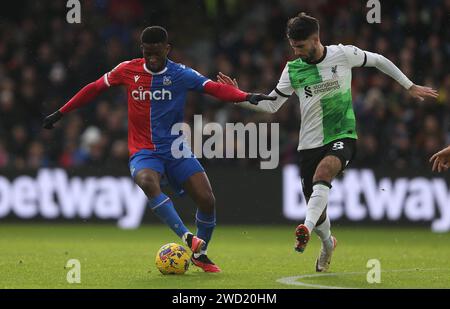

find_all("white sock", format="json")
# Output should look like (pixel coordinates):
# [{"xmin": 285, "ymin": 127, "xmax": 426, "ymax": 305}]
[
  {"xmin": 314, "ymin": 215, "xmax": 333, "ymax": 251},
  {"xmin": 304, "ymin": 183, "xmax": 330, "ymax": 233},
  {"xmin": 194, "ymin": 250, "xmax": 207, "ymax": 258},
  {"xmin": 181, "ymin": 232, "xmax": 191, "ymax": 245}
]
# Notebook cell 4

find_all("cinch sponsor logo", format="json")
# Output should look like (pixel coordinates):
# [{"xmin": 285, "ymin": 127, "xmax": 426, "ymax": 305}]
[{"xmin": 131, "ymin": 86, "xmax": 172, "ymax": 101}]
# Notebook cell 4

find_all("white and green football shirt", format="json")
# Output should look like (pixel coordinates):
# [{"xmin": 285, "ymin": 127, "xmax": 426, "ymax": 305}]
[
  {"xmin": 277, "ymin": 44, "xmax": 367, "ymax": 150},
  {"xmin": 239, "ymin": 44, "xmax": 413, "ymax": 151}
]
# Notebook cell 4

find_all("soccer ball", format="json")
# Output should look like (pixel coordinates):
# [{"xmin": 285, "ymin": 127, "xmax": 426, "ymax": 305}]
[{"xmin": 155, "ymin": 243, "xmax": 190, "ymax": 275}]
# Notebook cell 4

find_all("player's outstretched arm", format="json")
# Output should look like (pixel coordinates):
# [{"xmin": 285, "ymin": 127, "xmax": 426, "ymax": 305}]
[
  {"xmin": 42, "ymin": 76, "xmax": 108, "ymax": 129},
  {"xmin": 430, "ymin": 145, "xmax": 450, "ymax": 172},
  {"xmin": 216, "ymin": 72, "xmax": 290, "ymax": 113},
  {"xmin": 362, "ymin": 50, "xmax": 438, "ymax": 101}
]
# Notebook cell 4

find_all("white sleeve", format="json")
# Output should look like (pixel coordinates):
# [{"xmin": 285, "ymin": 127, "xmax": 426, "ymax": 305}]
[
  {"xmin": 275, "ymin": 64, "xmax": 295, "ymax": 97},
  {"xmin": 235, "ymin": 64, "xmax": 293, "ymax": 113},
  {"xmin": 342, "ymin": 44, "xmax": 367, "ymax": 68},
  {"xmin": 364, "ymin": 51, "xmax": 414, "ymax": 89},
  {"xmin": 342, "ymin": 44, "xmax": 413, "ymax": 90}
]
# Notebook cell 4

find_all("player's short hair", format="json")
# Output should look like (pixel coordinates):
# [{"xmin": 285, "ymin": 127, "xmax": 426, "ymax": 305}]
[
  {"xmin": 286, "ymin": 12, "xmax": 319, "ymax": 41},
  {"xmin": 141, "ymin": 26, "xmax": 168, "ymax": 44}
]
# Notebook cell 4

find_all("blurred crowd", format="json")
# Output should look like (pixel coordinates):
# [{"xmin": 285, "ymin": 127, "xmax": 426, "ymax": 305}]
[{"xmin": 0, "ymin": 0, "xmax": 449, "ymax": 171}]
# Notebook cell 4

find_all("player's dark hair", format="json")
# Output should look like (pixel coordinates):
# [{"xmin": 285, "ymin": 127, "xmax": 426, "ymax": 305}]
[
  {"xmin": 141, "ymin": 26, "xmax": 168, "ymax": 44},
  {"xmin": 286, "ymin": 12, "xmax": 319, "ymax": 41}
]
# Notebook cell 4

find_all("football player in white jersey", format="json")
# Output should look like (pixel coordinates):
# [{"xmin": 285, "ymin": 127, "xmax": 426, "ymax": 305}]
[{"xmin": 218, "ymin": 12, "xmax": 438, "ymax": 272}]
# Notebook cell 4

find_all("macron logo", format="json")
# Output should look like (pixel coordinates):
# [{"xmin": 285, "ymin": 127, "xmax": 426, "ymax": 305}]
[{"xmin": 134, "ymin": 75, "xmax": 140, "ymax": 83}]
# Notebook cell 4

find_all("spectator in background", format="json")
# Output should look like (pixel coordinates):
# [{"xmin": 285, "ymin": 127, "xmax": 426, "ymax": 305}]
[
  {"xmin": 0, "ymin": 139, "xmax": 9, "ymax": 167},
  {"xmin": 0, "ymin": 0, "xmax": 448, "ymax": 170},
  {"xmin": 26, "ymin": 140, "xmax": 49, "ymax": 168}
]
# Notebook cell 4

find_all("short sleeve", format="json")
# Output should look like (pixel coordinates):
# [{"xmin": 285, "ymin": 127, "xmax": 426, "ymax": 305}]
[
  {"xmin": 104, "ymin": 61, "xmax": 130, "ymax": 87},
  {"xmin": 181, "ymin": 66, "xmax": 211, "ymax": 92},
  {"xmin": 341, "ymin": 44, "xmax": 367, "ymax": 68},
  {"xmin": 275, "ymin": 64, "xmax": 294, "ymax": 97}
]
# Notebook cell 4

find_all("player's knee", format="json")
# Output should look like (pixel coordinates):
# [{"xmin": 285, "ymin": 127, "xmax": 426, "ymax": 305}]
[
  {"xmin": 136, "ymin": 173, "xmax": 160, "ymax": 196},
  {"xmin": 313, "ymin": 168, "xmax": 332, "ymax": 183},
  {"xmin": 314, "ymin": 157, "xmax": 342, "ymax": 182}
]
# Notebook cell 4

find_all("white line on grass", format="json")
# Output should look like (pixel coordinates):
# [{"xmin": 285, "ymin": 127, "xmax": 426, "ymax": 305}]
[{"xmin": 276, "ymin": 268, "xmax": 445, "ymax": 289}]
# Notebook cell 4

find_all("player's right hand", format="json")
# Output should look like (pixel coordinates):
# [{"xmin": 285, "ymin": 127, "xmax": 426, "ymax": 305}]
[
  {"xmin": 217, "ymin": 72, "xmax": 238, "ymax": 88},
  {"xmin": 42, "ymin": 111, "xmax": 63, "ymax": 129},
  {"xmin": 217, "ymin": 72, "xmax": 276, "ymax": 105}
]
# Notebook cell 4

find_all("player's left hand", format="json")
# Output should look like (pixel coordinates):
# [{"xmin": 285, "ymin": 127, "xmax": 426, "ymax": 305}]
[
  {"xmin": 408, "ymin": 84, "xmax": 439, "ymax": 101},
  {"xmin": 246, "ymin": 93, "xmax": 276, "ymax": 105},
  {"xmin": 42, "ymin": 110, "xmax": 63, "ymax": 129}
]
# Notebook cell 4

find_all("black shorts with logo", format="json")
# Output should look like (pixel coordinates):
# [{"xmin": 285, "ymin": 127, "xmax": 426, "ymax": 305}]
[{"xmin": 298, "ymin": 138, "xmax": 357, "ymax": 202}]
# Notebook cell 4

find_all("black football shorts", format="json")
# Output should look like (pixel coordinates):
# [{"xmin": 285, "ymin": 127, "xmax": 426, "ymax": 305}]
[{"xmin": 298, "ymin": 138, "xmax": 357, "ymax": 201}]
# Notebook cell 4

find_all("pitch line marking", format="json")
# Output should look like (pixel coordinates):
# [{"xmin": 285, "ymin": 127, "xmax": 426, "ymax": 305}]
[{"xmin": 276, "ymin": 268, "xmax": 445, "ymax": 289}]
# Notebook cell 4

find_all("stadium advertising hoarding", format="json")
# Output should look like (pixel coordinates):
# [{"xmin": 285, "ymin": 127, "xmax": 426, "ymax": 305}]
[
  {"xmin": 283, "ymin": 165, "xmax": 450, "ymax": 233},
  {"xmin": 0, "ymin": 166, "xmax": 449, "ymax": 232}
]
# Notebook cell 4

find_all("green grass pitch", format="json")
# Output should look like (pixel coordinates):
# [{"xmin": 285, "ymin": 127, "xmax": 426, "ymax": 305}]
[{"xmin": 1, "ymin": 224, "xmax": 449, "ymax": 289}]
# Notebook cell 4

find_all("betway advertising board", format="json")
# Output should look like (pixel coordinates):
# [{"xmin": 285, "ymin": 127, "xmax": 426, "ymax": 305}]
[
  {"xmin": 283, "ymin": 165, "xmax": 450, "ymax": 232},
  {"xmin": 0, "ymin": 167, "xmax": 448, "ymax": 232}
]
